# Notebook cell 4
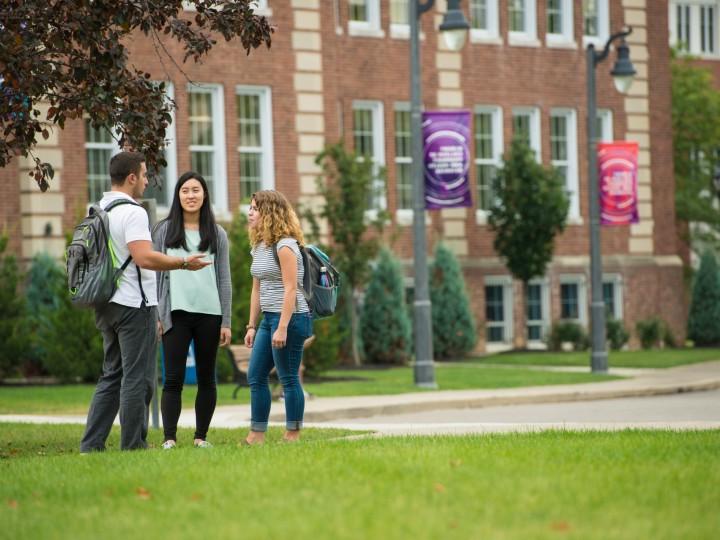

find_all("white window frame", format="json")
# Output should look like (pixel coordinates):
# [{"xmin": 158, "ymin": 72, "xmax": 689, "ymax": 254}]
[
  {"xmin": 348, "ymin": 0, "xmax": 384, "ymax": 38},
  {"xmin": 508, "ymin": 0, "xmax": 539, "ymax": 46},
  {"xmin": 559, "ymin": 274, "xmax": 587, "ymax": 328},
  {"xmin": 352, "ymin": 100, "xmax": 386, "ymax": 217},
  {"xmin": 550, "ymin": 108, "xmax": 580, "ymax": 221},
  {"xmin": 188, "ymin": 83, "xmax": 228, "ymax": 216},
  {"xmin": 474, "ymin": 105, "xmax": 504, "ymax": 225},
  {"xmin": 596, "ymin": 108, "xmax": 614, "ymax": 143},
  {"xmin": 389, "ymin": 0, "xmax": 410, "ymax": 39},
  {"xmin": 669, "ymin": 1, "xmax": 720, "ymax": 58},
  {"xmin": 236, "ymin": 85, "xmax": 275, "ymax": 210},
  {"xmin": 602, "ymin": 273, "xmax": 624, "ymax": 320},
  {"xmin": 546, "ymin": 0, "xmax": 575, "ymax": 48},
  {"xmin": 150, "ymin": 82, "xmax": 178, "ymax": 216},
  {"xmin": 526, "ymin": 277, "xmax": 550, "ymax": 348},
  {"xmin": 470, "ymin": 0, "xmax": 501, "ymax": 43},
  {"xmin": 582, "ymin": 0, "xmax": 610, "ymax": 48},
  {"xmin": 511, "ymin": 107, "xmax": 541, "ymax": 162},
  {"xmin": 485, "ymin": 275, "xmax": 514, "ymax": 352},
  {"xmin": 84, "ymin": 122, "xmax": 121, "ymax": 207},
  {"xmin": 393, "ymin": 102, "xmax": 413, "ymax": 224}
]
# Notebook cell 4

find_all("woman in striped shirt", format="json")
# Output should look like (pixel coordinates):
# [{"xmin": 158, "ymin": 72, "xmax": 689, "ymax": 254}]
[{"xmin": 243, "ymin": 190, "xmax": 313, "ymax": 445}]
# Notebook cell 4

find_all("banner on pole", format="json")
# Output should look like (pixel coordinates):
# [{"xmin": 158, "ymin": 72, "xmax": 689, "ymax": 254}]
[
  {"xmin": 422, "ymin": 110, "xmax": 472, "ymax": 209},
  {"xmin": 597, "ymin": 141, "xmax": 639, "ymax": 226}
]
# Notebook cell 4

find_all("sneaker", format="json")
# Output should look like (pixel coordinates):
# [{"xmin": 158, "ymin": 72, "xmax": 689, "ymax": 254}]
[
  {"xmin": 194, "ymin": 440, "xmax": 213, "ymax": 448},
  {"xmin": 162, "ymin": 440, "xmax": 176, "ymax": 450}
]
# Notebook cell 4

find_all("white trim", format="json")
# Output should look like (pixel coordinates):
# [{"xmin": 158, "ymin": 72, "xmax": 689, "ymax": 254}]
[
  {"xmin": 546, "ymin": 0, "xmax": 575, "ymax": 47},
  {"xmin": 484, "ymin": 275, "xmax": 514, "ymax": 349},
  {"xmin": 353, "ymin": 100, "xmax": 386, "ymax": 214},
  {"xmin": 153, "ymin": 82, "xmax": 178, "ymax": 216},
  {"xmin": 511, "ymin": 106, "xmax": 541, "ymax": 162},
  {"xmin": 582, "ymin": 0, "xmax": 609, "ymax": 48},
  {"xmin": 526, "ymin": 277, "xmax": 550, "ymax": 346},
  {"xmin": 187, "ymin": 83, "xmax": 228, "ymax": 216},
  {"xmin": 348, "ymin": 0, "xmax": 384, "ymax": 37},
  {"xmin": 597, "ymin": 108, "xmax": 613, "ymax": 142},
  {"xmin": 550, "ymin": 108, "xmax": 579, "ymax": 220},
  {"xmin": 508, "ymin": 0, "xmax": 538, "ymax": 45},
  {"xmin": 559, "ymin": 274, "xmax": 587, "ymax": 328},
  {"xmin": 670, "ymin": 1, "xmax": 720, "ymax": 58},
  {"xmin": 602, "ymin": 273, "xmax": 624, "ymax": 320},
  {"xmin": 235, "ymin": 85, "xmax": 275, "ymax": 203},
  {"xmin": 474, "ymin": 105, "xmax": 503, "ymax": 224},
  {"xmin": 470, "ymin": 0, "xmax": 500, "ymax": 42}
]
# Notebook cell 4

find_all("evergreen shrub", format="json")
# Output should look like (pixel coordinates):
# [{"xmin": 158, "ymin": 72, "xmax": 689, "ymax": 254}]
[
  {"xmin": 606, "ymin": 318, "xmax": 630, "ymax": 351},
  {"xmin": 547, "ymin": 321, "xmax": 588, "ymax": 351},
  {"xmin": 360, "ymin": 249, "xmax": 411, "ymax": 364},
  {"xmin": 687, "ymin": 251, "xmax": 720, "ymax": 346}
]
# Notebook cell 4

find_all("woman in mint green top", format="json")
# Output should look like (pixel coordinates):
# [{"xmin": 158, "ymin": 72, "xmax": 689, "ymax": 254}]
[{"xmin": 152, "ymin": 171, "xmax": 232, "ymax": 450}]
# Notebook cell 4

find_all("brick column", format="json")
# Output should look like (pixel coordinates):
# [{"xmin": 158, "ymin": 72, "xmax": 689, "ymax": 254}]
[
  {"xmin": 19, "ymin": 103, "xmax": 66, "ymax": 260},
  {"xmin": 435, "ymin": 0, "xmax": 468, "ymax": 257},
  {"xmin": 623, "ymin": 1, "xmax": 654, "ymax": 254},
  {"xmin": 292, "ymin": 0, "xmax": 327, "ymax": 236}
]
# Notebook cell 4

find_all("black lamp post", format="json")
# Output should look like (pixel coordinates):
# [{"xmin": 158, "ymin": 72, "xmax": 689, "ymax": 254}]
[
  {"xmin": 586, "ymin": 28, "xmax": 636, "ymax": 373},
  {"xmin": 409, "ymin": 0, "xmax": 469, "ymax": 387}
]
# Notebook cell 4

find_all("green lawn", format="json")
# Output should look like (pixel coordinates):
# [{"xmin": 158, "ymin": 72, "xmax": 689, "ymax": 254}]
[
  {"xmin": 472, "ymin": 347, "xmax": 720, "ymax": 368},
  {"xmin": 1, "ymin": 424, "xmax": 717, "ymax": 540},
  {"xmin": 0, "ymin": 367, "xmax": 617, "ymax": 415}
]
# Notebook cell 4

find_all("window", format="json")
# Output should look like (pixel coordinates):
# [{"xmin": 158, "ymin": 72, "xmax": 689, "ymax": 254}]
[
  {"xmin": 85, "ymin": 122, "xmax": 119, "ymax": 204},
  {"xmin": 670, "ymin": 1, "xmax": 719, "ymax": 56},
  {"xmin": 390, "ymin": 0, "xmax": 408, "ymax": 25},
  {"xmin": 596, "ymin": 109, "xmax": 614, "ymax": 143},
  {"xmin": 583, "ymin": 0, "xmax": 609, "ymax": 45},
  {"xmin": 602, "ymin": 274, "xmax": 624, "ymax": 320},
  {"xmin": 508, "ymin": 0, "xmax": 537, "ymax": 43},
  {"xmin": 547, "ymin": 0, "xmax": 574, "ymax": 44},
  {"xmin": 236, "ymin": 86, "xmax": 274, "ymax": 202},
  {"xmin": 188, "ymin": 84, "xmax": 227, "ymax": 212},
  {"xmin": 394, "ymin": 106, "xmax": 412, "ymax": 211},
  {"xmin": 474, "ymin": 106, "xmax": 503, "ymax": 214},
  {"xmin": 143, "ymin": 82, "xmax": 177, "ymax": 210},
  {"xmin": 353, "ymin": 101, "xmax": 386, "ymax": 211},
  {"xmin": 526, "ymin": 279, "xmax": 550, "ymax": 342},
  {"xmin": 485, "ymin": 277, "xmax": 513, "ymax": 345},
  {"xmin": 512, "ymin": 107, "xmax": 541, "ymax": 161},
  {"xmin": 550, "ymin": 109, "xmax": 579, "ymax": 219},
  {"xmin": 349, "ymin": 0, "xmax": 381, "ymax": 35},
  {"xmin": 560, "ymin": 275, "xmax": 587, "ymax": 326},
  {"xmin": 470, "ymin": 0, "xmax": 499, "ymax": 40}
]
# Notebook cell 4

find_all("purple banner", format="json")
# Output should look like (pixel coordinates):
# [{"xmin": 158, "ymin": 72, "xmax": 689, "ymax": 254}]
[
  {"xmin": 422, "ymin": 110, "xmax": 472, "ymax": 209},
  {"xmin": 598, "ymin": 141, "xmax": 639, "ymax": 226}
]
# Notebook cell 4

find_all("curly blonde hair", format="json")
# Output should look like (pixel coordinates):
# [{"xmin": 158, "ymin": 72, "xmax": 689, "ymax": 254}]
[{"xmin": 249, "ymin": 190, "xmax": 305, "ymax": 247}]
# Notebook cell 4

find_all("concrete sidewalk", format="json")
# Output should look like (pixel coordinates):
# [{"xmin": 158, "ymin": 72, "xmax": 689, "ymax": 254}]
[{"xmin": 2, "ymin": 361, "xmax": 719, "ymax": 431}]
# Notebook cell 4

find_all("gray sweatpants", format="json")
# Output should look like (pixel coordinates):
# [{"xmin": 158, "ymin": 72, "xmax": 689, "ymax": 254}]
[{"xmin": 80, "ymin": 302, "xmax": 157, "ymax": 452}]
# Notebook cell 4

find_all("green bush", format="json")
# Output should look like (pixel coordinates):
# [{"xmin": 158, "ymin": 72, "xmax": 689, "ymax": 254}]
[
  {"xmin": 227, "ymin": 212, "xmax": 253, "ymax": 343},
  {"xmin": 0, "ymin": 234, "xmax": 29, "ymax": 379},
  {"xmin": 547, "ymin": 321, "xmax": 588, "ymax": 351},
  {"xmin": 302, "ymin": 316, "xmax": 345, "ymax": 377},
  {"xmin": 606, "ymin": 318, "xmax": 630, "ymax": 351},
  {"xmin": 636, "ymin": 317, "xmax": 664, "ymax": 349},
  {"xmin": 215, "ymin": 349, "xmax": 233, "ymax": 383},
  {"xmin": 429, "ymin": 243, "xmax": 477, "ymax": 359},
  {"xmin": 360, "ymin": 249, "xmax": 411, "ymax": 364},
  {"xmin": 687, "ymin": 251, "xmax": 720, "ymax": 346}
]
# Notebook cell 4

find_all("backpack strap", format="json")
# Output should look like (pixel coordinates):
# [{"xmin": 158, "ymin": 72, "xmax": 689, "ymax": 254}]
[
  {"xmin": 272, "ymin": 243, "xmax": 310, "ymax": 306},
  {"xmin": 104, "ymin": 198, "xmax": 148, "ymax": 306}
]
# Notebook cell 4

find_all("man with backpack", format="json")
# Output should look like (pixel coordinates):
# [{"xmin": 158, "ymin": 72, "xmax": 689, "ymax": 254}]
[{"xmin": 80, "ymin": 151, "xmax": 210, "ymax": 453}]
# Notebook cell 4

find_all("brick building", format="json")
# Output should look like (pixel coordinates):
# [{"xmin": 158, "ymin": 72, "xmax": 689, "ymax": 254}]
[{"xmin": 0, "ymin": 0, "xmax": 687, "ymax": 352}]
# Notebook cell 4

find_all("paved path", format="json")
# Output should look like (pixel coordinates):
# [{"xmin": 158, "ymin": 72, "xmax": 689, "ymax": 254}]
[{"xmin": 2, "ymin": 361, "xmax": 719, "ymax": 436}]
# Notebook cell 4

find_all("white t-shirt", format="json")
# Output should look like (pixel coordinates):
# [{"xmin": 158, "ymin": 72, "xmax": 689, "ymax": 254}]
[{"xmin": 99, "ymin": 191, "xmax": 158, "ymax": 308}]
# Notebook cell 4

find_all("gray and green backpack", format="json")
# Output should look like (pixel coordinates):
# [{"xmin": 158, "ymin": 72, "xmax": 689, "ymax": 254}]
[{"xmin": 66, "ymin": 199, "xmax": 141, "ymax": 308}]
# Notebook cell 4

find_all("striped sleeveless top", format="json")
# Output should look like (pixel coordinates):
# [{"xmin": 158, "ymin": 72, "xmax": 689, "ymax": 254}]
[{"xmin": 250, "ymin": 238, "xmax": 309, "ymax": 313}]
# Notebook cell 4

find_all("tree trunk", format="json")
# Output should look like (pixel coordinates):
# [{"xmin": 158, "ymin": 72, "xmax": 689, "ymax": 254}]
[{"xmin": 349, "ymin": 293, "xmax": 361, "ymax": 366}]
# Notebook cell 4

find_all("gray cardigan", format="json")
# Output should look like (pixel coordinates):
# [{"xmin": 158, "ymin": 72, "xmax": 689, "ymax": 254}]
[{"xmin": 152, "ymin": 220, "xmax": 232, "ymax": 335}]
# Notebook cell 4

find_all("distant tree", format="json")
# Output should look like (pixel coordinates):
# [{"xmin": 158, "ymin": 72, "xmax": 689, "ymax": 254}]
[
  {"xmin": 687, "ymin": 251, "xmax": 720, "ymax": 345},
  {"xmin": 429, "ymin": 243, "xmax": 477, "ymax": 359},
  {"xmin": 671, "ymin": 51, "xmax": 720, "ymax": 252},
  {"xmin": 0, "ymin": 1, "xmax": 272, "ymax": 190},
  {"xmin": 489, "ymin": 139, "xmax": 569, "ymax": 284},
  {"xmin": 303, "ymin": 142, "xmax": 388, "ymax": 365},
  {"xmin": 227, "ymin": 211, "xmax": 252, "ymax": 343},
  {"xmin": 0, "ymin": 234, "xmax": 29, "ymax": 379},
  {"xmin": 360, "ymin": 249, "xmax": 412, "ymax": 365}
]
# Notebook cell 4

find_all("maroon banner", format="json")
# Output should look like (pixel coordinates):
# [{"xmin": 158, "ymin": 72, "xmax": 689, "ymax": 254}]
[{"xmin": 597, "ymin": 141, "xmax": 639, "ymax": 226}]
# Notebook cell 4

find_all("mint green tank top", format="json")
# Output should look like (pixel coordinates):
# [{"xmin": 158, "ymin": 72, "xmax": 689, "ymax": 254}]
[{"xmin": 166, "ymin": 230, "xmax": 221, "ymax": 316}]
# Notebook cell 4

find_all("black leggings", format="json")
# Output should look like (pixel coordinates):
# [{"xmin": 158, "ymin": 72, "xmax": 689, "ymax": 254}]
[{"xmin": 161, "ymin": 310, "xmax": 221, "ymax": 441}]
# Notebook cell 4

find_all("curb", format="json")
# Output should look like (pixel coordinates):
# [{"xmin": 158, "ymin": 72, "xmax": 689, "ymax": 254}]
[{"xmin": 274, "ymin": 378, "xmax": 720, "ymax": 423}]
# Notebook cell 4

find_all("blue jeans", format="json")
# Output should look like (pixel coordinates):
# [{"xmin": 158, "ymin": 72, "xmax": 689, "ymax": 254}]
[{"xmin": 248, "ymin": 311, "xmax": 312, "ymax": 431}]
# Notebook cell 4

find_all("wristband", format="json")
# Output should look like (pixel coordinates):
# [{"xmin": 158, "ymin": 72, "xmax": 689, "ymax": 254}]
[
  {"xmin": 245, "ymin": 324, "xmax": 256, "ymax": 331},
  {"xmin": 180, "ymin": 256, "xmax": 188, "ymax": 270}
]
